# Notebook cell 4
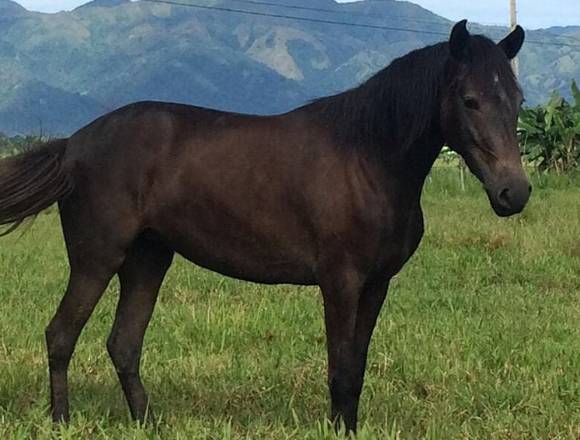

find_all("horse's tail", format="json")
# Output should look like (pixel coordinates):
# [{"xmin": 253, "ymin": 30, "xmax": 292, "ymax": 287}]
[{"xmin": 0, "ymin": 139, "xmax": 73, "ymax": 236}]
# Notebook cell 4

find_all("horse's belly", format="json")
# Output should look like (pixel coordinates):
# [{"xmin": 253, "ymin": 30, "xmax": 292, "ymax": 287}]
[
  {"xmin": 178, "ymin": 243, "xmax": 316, "ymax": 285},
  {"xmin": 155, "ymin": 221, "xmax": 317, "ymax": 285}
]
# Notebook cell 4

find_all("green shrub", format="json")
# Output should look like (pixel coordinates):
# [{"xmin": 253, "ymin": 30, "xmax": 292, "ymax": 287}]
[{"xmin": 519, "ymin": 81, "xmax": 580, "ymax": 172}]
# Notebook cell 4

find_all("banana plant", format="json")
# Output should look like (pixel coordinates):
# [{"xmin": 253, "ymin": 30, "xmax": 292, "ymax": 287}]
[{"xmin": 519, "ymin": 81, "xmax": 580, "ymax": 173}]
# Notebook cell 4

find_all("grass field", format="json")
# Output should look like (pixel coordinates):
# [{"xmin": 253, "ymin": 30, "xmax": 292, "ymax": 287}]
[{"xmin": 0, "ymin": 168, "xmax": 579, "ymax": 439}]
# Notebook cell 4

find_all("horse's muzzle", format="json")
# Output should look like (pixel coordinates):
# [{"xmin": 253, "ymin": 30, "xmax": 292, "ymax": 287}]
[{"xmin": 488, "ymin": 178, "xmax": 532, "ymax": 217}]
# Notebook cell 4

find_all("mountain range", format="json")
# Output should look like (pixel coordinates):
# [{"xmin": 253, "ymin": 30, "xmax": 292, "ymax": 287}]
[{"xmin": 0, "ymin": 0, "xmax": 578, "ymax": 135}]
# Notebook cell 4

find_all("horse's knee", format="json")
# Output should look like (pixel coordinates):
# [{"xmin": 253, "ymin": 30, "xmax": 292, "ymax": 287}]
[
  {"xmin": 107, "ymin": 333, "xmax": 137, "ymax": 374},
  {"xmin": 106, "ymin": 335, "xmax": 123, "ymax": 365},
  {"xmin": 45, "ymin": 321, "xmax": 73, "ymax": 370}
]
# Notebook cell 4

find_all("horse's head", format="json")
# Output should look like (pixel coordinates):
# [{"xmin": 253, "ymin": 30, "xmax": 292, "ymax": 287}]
[{"xmin": 441, "ymin": 20, "xmax": 530, "ymax": 217}]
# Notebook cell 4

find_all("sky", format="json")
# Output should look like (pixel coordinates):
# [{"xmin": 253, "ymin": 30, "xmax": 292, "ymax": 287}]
[{"xmin": 12, "ymin": 0, "xmax": 580, "ymax": 29}]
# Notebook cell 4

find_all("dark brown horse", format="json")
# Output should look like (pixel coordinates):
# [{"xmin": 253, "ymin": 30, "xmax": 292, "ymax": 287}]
[{"xmin": 0, "ymin": 21, "xmax": 529, "ymax": 433}]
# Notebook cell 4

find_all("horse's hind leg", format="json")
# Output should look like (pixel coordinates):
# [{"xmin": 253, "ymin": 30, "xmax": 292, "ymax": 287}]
[
  {"xmin": 46, "ymin": 188, "xmax": 139, "ymax": 423},
  {"xmin": 46, "ymin": 257, "xmax": 124, "ymax": 422},
  {"xmin": 107, "ymin": 236, "xmax": 173, "ymax": 423}
]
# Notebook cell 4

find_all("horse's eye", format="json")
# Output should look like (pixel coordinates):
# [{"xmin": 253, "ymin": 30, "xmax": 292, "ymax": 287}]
[{"xmin": 463, "ymin": 97, "xmax": 480, "ymax": 111}]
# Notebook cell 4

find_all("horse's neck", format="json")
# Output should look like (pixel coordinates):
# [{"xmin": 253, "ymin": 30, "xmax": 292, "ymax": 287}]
[{"xmin": 389, "ymin": 136, "xmax": 445, "ymax": 192}]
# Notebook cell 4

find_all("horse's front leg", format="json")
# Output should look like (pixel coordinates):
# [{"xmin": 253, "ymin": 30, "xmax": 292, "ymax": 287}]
[{"xmin": 320, "ymin": 268, "xmax": 390, "ymax": 434}]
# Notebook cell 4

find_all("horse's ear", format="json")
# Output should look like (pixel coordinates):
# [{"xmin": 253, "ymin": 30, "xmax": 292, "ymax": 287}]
[
  {"xmin": 449, "ymin": 20, "xmax": 471, "ymax": 62},
  {"xmin": 498, "ymin": 25, "xmax": 525, "ymax": 59}
]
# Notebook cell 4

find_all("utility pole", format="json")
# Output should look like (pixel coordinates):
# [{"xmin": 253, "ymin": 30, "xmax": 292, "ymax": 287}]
[{"xmin": 509, "ymin": 0, "xmax": 519, "ymax": 76}]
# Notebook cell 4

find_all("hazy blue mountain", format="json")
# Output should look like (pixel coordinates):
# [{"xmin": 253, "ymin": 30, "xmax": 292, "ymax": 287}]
[
  {"xmin": 0, "ymin": 0, "xmax": 577, "ymax": 135},
  {"xmin": 0, "ymin": 0, "xmax": 25, "ymax": 15}
]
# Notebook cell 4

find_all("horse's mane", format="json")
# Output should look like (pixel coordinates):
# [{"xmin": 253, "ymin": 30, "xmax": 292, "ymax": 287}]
[{"xmin": 306, "ymin": 35, "xmax": 517, "ymax": 160}]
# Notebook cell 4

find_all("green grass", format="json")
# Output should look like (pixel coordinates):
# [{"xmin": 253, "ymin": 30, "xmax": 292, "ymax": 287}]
[{"xmin": 1, "ymin": 169, "xmax": 580, "ymax": 439}]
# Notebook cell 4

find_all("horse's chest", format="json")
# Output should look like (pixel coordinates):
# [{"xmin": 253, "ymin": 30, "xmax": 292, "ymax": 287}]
[{"xmin": 378, "ymin": 210, "xmax": 424, "ymax": 276}]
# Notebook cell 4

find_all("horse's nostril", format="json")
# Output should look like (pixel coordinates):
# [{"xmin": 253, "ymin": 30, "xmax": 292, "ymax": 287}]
[{"xmin": 498, "ymin": 187, "xmax": 511, "ymax": 207}]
